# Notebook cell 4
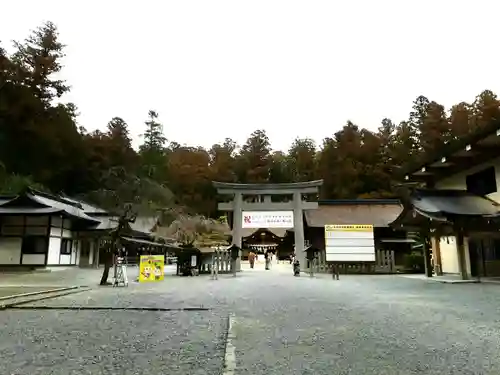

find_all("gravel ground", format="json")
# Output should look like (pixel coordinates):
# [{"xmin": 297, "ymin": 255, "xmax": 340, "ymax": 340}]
[
  {"xmin": 2, "ymin": 265, "xmax": 500, "ymax": 374},
  {"xmin": 0, "ymin": 286, "xmax": 51, "ymax": 298},
  {"xmin": 0, "ymin": 310, "xmax": 226, "ymax": 375},
  {"xmin": 230, "ymin": 270, "xmax": 500, "ymax": 375}
]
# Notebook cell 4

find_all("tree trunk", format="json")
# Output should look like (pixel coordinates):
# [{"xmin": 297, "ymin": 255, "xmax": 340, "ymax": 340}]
[{"xmin": 100, "ymin": 252, "xmax": 112, "ymax": 285}]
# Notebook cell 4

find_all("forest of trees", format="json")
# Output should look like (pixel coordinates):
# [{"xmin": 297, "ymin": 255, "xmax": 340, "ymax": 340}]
[{"xmin": 1, "ymin": 22, "xmax": 500, "ymax": 218}]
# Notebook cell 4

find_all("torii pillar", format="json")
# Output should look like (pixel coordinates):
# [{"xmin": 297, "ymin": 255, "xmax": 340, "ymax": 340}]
[{"xmin": 213, "ymin": 180, "xmax": 323, "ymax": 272}]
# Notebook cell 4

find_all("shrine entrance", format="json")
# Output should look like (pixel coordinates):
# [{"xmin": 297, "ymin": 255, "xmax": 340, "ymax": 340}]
[
  {"xmin": 212, "ymin": 180, "xmax": 323, "ymax": 272},
  {"xmin": 242, "ymin": 228, "xmax": 282, "ymax": 259}
]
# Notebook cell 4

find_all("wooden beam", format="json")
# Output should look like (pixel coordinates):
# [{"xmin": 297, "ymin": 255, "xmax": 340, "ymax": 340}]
[
  {"xmin": 213, "ymin": 180, "xmax": 323, "ymax": 190},
  {"xmin": 216, "ymin": 187, "xmax": 320, "ymax": 195},
  {"xmin": 218, "ymin": 201, "xmax": 318, "ymax": 211},
  {"xmin": 406, "ymin": 145, "xmax": 499, "ymax": 183}
]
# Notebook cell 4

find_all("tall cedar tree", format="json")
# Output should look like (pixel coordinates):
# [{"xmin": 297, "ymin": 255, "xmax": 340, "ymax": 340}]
[
  {"xmin": 2, "ymin": 22, "xmax": 500, "ymax": 214},
  {"xmin": 139, "ymin": 110, "xmax": 167, "ymax": 182},
  {"xmin": 236, "ymin": 130, "xmax": 272, "ymax": 183}
]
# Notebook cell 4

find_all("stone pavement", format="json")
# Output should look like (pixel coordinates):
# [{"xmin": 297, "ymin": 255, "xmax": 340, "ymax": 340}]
[{"xmin": 2, "ymin": 266, "xmax": 500, "ymax": 374}]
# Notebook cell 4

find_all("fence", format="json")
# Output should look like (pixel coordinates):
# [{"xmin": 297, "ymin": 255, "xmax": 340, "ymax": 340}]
[
  {"xmin": 199, "ymin": 250, "xmax": 233, "ymax": 274},
  {"xmin": 311, "ymin": 249, "xmax": 396, "ymax": 274}
]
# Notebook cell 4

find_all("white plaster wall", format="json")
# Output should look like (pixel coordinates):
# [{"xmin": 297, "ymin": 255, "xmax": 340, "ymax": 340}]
[
  {"xmin": 436, "ymin": 157, "xmax": 500, "ymax": 203},
  {"xmin": 22, "ymin": 254, "xmax": 45, "ymax": 265},
  {"xmin": 59, "ymin": 254, "xmax": 71, "ymax": 265},
  {"xmin": 437, "ymin": 236, "xmax": 472, "ymax": 276},
  {"xmin": 47, "ymin": 237, "xmax": 61, "ymax": 265},
  {"xmin": 439, "ymin": 237, "xmax": 460, "ymax": 274},
  {"xmin": 0, "ymin": 238, "xmax": 22, "ymax": 265}
]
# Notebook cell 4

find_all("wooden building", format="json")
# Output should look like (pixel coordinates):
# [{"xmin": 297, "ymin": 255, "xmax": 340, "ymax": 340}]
[
  {"xmin": 397, "ymin": 120, "xmax": 500, "ymax": 279},
  {"xmin": 303, "ymin": 199, "xmax": 413, "ymax": 273},
  {"xmin": 0, "ymin": 188, "xmax": 169, "ymax": 269},
  {"xmin": 241, "ymin": 228, "xmax": 291, "ymax": 259},
  {"xmin": 228, "ymin": 199, "xmax": 414, "ymax": 273}
]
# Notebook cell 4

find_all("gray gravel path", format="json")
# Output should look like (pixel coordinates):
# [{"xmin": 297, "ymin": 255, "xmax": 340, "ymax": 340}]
[
  {"xmin": 0, "ymin": 286, "xmax": 50, "ymax": 298},
  {"xmin": 2, "ymin": 265, "xmax": 500, "ymax": 374},
  {"xmin": 229, "ymin": 270, "xmax": 500, "ymax": 375},
  {"xmin": 0, "ymin": 309, "xmax": 226, "ymax": 375}
]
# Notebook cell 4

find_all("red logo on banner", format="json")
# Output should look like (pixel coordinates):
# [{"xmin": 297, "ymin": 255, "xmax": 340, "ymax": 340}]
[{"xmin": 244, "ymin": 215, "xmax": 251, "ymax": 224}]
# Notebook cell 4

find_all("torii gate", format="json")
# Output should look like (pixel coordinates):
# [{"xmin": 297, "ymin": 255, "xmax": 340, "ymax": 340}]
[{"xmin": 213, "ymin": 180, "xmax": 323, "ymax": 271}]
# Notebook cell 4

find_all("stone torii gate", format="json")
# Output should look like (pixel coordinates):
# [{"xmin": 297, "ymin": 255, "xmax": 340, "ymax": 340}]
[{"xmin": 213, "ymin": 180, "xmax": 323, "ymax": 271}]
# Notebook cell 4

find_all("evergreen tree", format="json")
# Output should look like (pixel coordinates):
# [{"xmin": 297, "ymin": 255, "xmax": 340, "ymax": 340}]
[
  {"xmin": 236, "ymin": 130, "xmax": 272, "ymax": 183},
  {"xmin": 139, "ymin": 110, "xmax": 167, "ymax": 181},
  {"xmin": 12, "ymin": 21, "xmax": 69, "ymax": 105},
  {"xmin": 2, "ymin": 21, "xmax": 500, "ymax": 214}
]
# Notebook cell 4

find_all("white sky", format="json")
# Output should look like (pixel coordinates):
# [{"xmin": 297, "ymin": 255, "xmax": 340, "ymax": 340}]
[{"xmin": 1, "ymin": 1, "xmax": 498, "ymax": 151}]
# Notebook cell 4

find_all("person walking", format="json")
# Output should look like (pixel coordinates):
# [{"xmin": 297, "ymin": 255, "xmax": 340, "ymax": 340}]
[
  {"xmin": 248, "ymin": 251, "xmax": 256, "ymax": 269},
  {"xmin": 332, "ymin": 263, "xmax": 340, "ymax": 280},
  {"xmin": 264, "ymin": 251, "xmax": 270, "ymax": 270}
]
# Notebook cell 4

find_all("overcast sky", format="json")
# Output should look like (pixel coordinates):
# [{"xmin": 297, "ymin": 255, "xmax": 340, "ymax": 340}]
[{"xmin": 1, "ymin": 1, "xmax": 498, "ymax": 151}]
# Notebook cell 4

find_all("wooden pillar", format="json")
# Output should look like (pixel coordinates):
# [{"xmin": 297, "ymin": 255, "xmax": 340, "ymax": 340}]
[
  {"xmin": 211, "ymin": 250, "xmax": 219, "ymax": 280},
  {"xmin": 232, "ymin": 192, "xmax": 243, "ymax": 272},
  {"xmin": 293, "ymin": 192, "xmax": 306, "ymax": 269},
  {"xmin": 421, "ymin": 231, "xmax": 433, "ymax": 278},
  {"xmin": 433, "ymin": 235, "xmax": 443, "ymax": 276},
  {"xmin": 94, "ymin": 239, "xmax": 100, "ymax": 268},
  {"xmin": 456, "ymin": 228, "xmax": 468, "ymax": 280}
]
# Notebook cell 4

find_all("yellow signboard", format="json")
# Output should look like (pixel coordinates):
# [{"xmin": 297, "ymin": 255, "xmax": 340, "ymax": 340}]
[
  {"xmin": 139, "ymin": 255, "xmax": 165, "ymax": 282},
  {"xmin": 325, "ymin": 224, "xmax": 374, "ymax": 232}
]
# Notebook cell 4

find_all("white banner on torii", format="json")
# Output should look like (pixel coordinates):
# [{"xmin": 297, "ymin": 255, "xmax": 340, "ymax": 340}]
[{"xmin": 241, "ymin": 211, "xmax": 294, "ymax": 228}]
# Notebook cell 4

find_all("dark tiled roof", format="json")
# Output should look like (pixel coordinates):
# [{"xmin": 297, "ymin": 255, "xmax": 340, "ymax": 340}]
[
  {"xmin": 60, "ymin": 196, "xmax": 108, "ymax": 214},
  {"xmin": 213, "ymin": 180, "xmax": 323, "ymax": 190},
  {"xmin": 88, "ymin": 216, "xmax": 159, "ymax": 236},
  {"xmin": 0, "ymin": 207, "xmax": 61, "ymax": 215},
  {"xmin": 319, "ymin": 199, "xmax": 400, "ymax": 205},
  {"xmin": 305, "ymin": 203, "xmax": 403, "ymax": 227},
  {"xmin": 241, "ymin": 228, "xmax": 291, "ymax": 238},
  {"xmin": 30, "ymin": 193, "xmax": 99, "ymax": 222},
  {"xmin": 400, "ymin": 120, "xmax": 500, "ymax": 177},
  {"xmin": 131, "ymin": 216, "xmax": 158, "ymax": 234},
  {"xmin": 89, "ymin": 216, "xmax": 120, "ymax": 230},
  {"xmin": 411, "ymin": 189, "xmax": 500, "ymax": 217},
  {"xmin": 0, "ymin": 196, "xmax": 15, "ymax": 206},
  {"xmin": 0, "ymin": 190, "xmax": 99, "ymax": 222}
]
